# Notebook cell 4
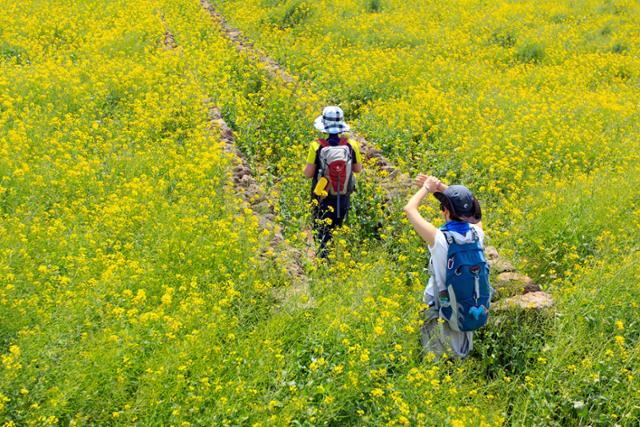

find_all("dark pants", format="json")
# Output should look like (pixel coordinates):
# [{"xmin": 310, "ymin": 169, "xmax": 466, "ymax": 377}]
[{"xmin": 313, "ymin": 195, "xmax": 350, "ymax": 259}]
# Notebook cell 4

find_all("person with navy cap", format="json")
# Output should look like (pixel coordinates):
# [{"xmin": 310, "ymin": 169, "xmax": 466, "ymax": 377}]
[{"xmin": 404, "ymin": 174, "xmax": 484, "ymax": 359}]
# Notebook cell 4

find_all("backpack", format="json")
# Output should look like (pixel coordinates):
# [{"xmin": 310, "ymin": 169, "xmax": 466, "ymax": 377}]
[
  {"xmin": 318, "ymin": 138, "xmax": 355, "ymax": 197},
  {"xmin": 437, "ymin": 225, "xmax": 491, "ymax": 332}
]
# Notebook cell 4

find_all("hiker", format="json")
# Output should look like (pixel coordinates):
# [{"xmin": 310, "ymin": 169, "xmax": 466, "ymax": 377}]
[
  {"xmin": 303, "ymin": 106, "xmax": 363, "ymax": 259},
  {"xmin": 404, "ymin": 174, "xmax": 490, "ymax": 359}
]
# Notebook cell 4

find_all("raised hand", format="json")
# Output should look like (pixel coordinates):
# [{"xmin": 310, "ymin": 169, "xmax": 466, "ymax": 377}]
[
  {"xmin": 423, "ymin": 176, "xmax": 441, "ymax": 192},
  {"xmin": 415, "ymin": 173, "xmax": 428, "ymax": 188}
]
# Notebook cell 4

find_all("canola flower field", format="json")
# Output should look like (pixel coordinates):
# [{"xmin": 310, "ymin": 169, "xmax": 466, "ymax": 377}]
[{"xmin": 1, "ymin": 0, "xmax": 639, "ymax": 425}]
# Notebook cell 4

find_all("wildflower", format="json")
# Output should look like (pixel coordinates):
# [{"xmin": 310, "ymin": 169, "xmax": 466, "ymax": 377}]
[
  {"xmin": 268, "ymin": 400, "xmax": 280, "ymax": 411},
  {"xmin": 2, "ymin": 345, "xmax": 21, "ymax": 370},
  {"xmin": 309, "ymin": 357, "xmax": 326, "ymax": 371},
  {"xmin": 0, "ymin": 393, "xmax": 10, "ymax": 411},
  {"xmin": 161, "ymin": 289, "xmax": 173, "ymax": 305},
  {"xmin": 371, "ymin": 388, "xmax": 384, "ymax": 398}
]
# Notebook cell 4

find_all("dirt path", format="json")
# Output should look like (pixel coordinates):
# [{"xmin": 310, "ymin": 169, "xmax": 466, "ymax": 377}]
[
  {"xmin": 196, "ymin": 1, "xmax": 552, "ymax": 310},
  {"xmin": 159, "ymin": 20, "xmax": 313, "ymax": 307},
  {"xmin": 207, "ymin": 102, "xmax": 314, "ymax": 308},
  {"xmin": 160, "ymin": 15, "xmax": 177, "ymax": 49},
  {"xmin": 199, "ymin": 0, "xmax": 296, "ymax": 84},
  {"xmin": 199, "ymin": 0, "xmax": 403, "ymax": 181}
]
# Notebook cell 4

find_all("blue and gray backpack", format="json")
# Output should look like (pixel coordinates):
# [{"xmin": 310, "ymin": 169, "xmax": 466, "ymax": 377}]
[{"xmin": 438, "ymin": 225, "xmax": 491, "ymax": 332}]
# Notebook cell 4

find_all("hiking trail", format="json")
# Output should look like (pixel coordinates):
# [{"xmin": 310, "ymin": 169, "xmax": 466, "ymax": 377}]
[
  {"xmin": 160, "ymin": 16, "xmax": 314, "ymax": 307},
  {"xmin": 160, "ymin": 15, "xmax": 177, "ymax": 50},
  {"xmin": 197, "ymin": 0, "xmax": 553, "ymax": 311},
  {"xmin": 199, "ymin": 0, "xmax": 407, "ymax": 201},
  {"xmin": 207, "ymin": 102, "xmax": 314, "ymax": 308}
]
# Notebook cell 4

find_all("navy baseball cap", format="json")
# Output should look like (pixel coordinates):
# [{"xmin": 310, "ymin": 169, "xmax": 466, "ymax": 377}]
[{"xmin": 434, "ymin": 185, "xmax": 482, "ymax": 224}]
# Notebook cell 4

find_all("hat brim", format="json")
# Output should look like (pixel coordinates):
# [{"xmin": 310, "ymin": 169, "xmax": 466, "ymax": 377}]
[
  {"xmin": 433, "ymin": 192, "xmax": 450, "ymax": 208},
  {"xmin": 313, "ymin": 116, "xmax": 326, "ymax": 132},
  {"xmin": 314, "ymin": 115, "xmax": 350, "ymax": 134}
]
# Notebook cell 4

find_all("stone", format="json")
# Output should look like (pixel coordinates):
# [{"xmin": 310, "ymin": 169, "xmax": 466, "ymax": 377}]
[
  {"xmin": 233, "ymin": 164, "xmax": 249, "ymax": 175},
  {"xmin": 493, "ymin": 272, "xmax": 540, "ymax": 299},
  {"xmin": 485, "ymin": 246, "xmax": 499, "ymax": 261},
  {"xmin": 162, "ymin": 31, "xmax": 177, "ymax": 49},
  {"xmin": 496, "ymin": 272, "xmax": 533, "ymax": 285},
  {"xmin": 523, "ymin": 282, "xmax": 542, "ymax": 294},
  {"xmin": 252, "ymin": 200, "xmax": 271, "ymax": 214},
  {"xmin": 493, "ymin": 291, "xmax": 554, "ymax": 311},
  {"xmin": 239, "ymin": 175, "xmax": 254, "ymax": 187},
  {"xmin": 484, "ymin": 246, "xmax": 516, "ymax": 273},
  {"xmin": 489, "ymin": 258, "xmax": 515, "ymax": 274}
]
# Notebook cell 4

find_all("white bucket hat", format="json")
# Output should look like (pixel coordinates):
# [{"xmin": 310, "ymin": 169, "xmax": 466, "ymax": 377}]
[{"xmin": 314, "ymin": 106, "xmax": 350, "ymax": 134}]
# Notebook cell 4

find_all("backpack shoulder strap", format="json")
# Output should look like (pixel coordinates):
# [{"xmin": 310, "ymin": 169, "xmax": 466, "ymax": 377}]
[
  {"xmin": 441, "ymin": 229, "xmax": 454, "ymax": 246},
  {"xmin": 318, "ymin": 139, "xmax": 330, "ymax": 148},
  {"xmin": 338, "ymin": 137, "xmax": 349, "ymax": 146}
]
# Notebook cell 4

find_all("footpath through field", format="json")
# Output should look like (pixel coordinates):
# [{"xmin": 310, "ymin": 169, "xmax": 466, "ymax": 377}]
[{"xmin": 197, "ymin": 0, "xmax": 551, "ymax": 311}]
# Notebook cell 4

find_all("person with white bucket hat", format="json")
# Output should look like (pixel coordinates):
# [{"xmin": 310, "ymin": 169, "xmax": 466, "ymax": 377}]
[{"xmin": 303, "ymin": 106, "xmax": 363, "ymax": 259}]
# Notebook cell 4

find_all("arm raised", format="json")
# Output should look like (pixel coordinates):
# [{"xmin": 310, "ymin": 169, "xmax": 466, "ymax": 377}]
[{"xmin": 404, "ymin": 176, "xmax": 442, "ymax": 247}]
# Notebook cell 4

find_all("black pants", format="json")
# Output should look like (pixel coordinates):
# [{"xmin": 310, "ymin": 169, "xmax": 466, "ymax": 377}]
[{"xmin": 313, "ymin": 195, "xmax": 350, "ymax": 259}]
